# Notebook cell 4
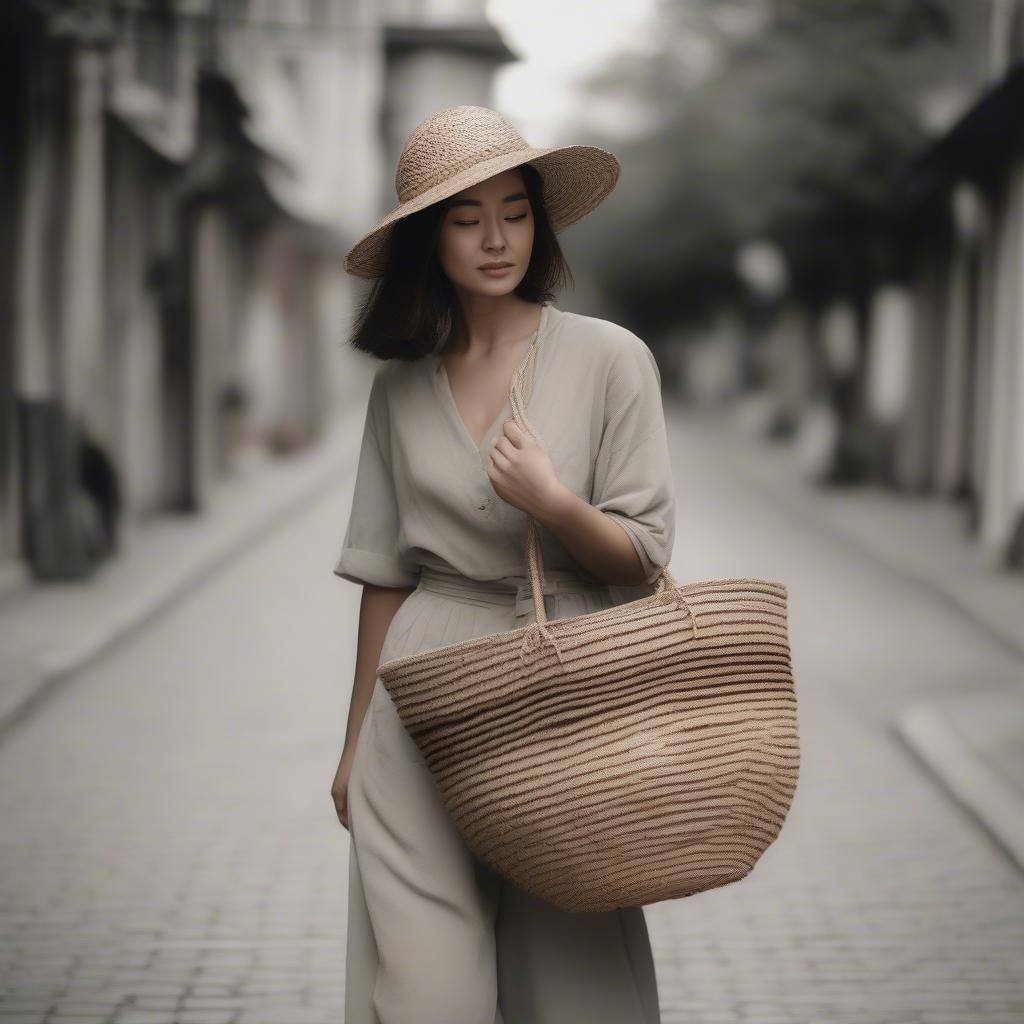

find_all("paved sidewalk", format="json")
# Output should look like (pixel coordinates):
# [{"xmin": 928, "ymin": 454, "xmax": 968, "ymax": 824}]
[
  {"xmin": 1, "ymin": 395, "xmax": 1022, "ymax": 1023},
  {"xmin": 0, "ymin": 407, "xmax": 361, "ymax": 742},
  {"xmin": 687, "ymin": 399, "xmax": 1024, "ymax": 875}
]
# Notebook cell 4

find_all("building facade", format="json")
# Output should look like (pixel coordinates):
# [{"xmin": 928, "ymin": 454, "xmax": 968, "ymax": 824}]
[{"xmin": 1, "ymin": 0, "xmax": 515, "ymax": 583}]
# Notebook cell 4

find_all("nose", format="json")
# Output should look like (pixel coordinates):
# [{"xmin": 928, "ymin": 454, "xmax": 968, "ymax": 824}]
[{"xmin": 483, "ymin": 211, "xmax": 509, "ymax": 252}]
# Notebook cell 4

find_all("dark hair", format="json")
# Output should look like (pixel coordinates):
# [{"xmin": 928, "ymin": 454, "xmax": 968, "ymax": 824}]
[{"xmin": 347, "ymin": 162, "xmax": 573, "ymax": 361}]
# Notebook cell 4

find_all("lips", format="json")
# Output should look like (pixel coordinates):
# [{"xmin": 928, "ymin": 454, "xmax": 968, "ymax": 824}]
[{"xmin": 480, "ymin": 263, "xmax": 513, "ymax": 269}]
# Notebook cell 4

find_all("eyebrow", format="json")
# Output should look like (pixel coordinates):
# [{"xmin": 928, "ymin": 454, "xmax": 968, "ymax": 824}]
[{"xmin": 445, "ymin": 192, "xmax": 528, "ymax": 209}]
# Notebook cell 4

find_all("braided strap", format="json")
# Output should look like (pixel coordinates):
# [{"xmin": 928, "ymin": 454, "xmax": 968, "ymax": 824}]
[{"xmin": 507, "ymin": 330, "xmax": 697, "ymax": 661}]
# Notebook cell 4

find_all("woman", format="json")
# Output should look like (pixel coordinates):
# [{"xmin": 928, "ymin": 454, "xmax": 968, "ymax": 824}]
[{"xmin": 330, "ymin": 105, "xmax": 675, "ymax": 1024}]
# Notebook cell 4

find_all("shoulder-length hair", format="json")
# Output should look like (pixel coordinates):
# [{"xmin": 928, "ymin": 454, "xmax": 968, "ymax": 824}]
[{"xmin": 347, "ymin": 162, "xmax": 573, "ymax": 361}]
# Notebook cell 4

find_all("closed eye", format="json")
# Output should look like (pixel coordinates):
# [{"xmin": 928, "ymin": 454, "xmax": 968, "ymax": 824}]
[{"xmin": 453, "ymin": 214, "xmax": 528, "ymax": 226}]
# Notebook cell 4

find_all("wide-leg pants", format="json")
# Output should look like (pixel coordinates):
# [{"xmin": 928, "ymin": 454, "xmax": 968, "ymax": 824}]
[{"xmin": 344, "ymin": 567, "xmax": 662, "ymax": 1024}]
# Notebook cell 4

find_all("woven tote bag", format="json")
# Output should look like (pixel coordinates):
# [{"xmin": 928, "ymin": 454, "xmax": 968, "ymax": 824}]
[{"xmin": 376, "ymin": 332, "xmax": 800, "ymax": 913}]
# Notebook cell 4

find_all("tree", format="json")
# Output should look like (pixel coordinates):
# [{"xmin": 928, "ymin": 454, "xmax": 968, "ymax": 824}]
[{"xmin": 567, "ymin": 0, "xmax": 973, "ymax": 331}]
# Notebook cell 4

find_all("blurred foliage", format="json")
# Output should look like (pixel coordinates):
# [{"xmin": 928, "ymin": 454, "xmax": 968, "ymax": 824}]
[{"xmin": 570, "ymin": 0, "xmax": 975, "ymax": 330}]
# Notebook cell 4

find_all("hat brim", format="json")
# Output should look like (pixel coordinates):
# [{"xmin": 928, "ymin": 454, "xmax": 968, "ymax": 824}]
[{"xmin": 344, "ymin": 143, "xmax": 620, "ymax": 279}]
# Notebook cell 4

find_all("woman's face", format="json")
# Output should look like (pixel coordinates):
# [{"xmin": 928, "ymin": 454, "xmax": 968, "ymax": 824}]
[{"xmin": 436, "ymin": 168, "xmax": 535, "ymax": 297}]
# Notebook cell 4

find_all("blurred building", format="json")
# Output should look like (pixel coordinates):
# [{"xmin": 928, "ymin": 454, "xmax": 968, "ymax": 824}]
[
  {"xmin": 379, "ymin": 10, "xmax": 515, "ymax": 194},
  {"xmin": 1, "ymin": 0, "xmax": 514, "ymax": 582},
  {"xmin": 876, "ymin": 0, "xmax": 1024, "ymax": 570},
  {"xmin": 742, "ymin": 0, "xmax": 1024, "ymax": 573}
]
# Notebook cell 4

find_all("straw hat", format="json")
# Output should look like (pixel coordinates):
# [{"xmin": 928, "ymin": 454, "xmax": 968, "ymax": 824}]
[{"xmin": 344, "ymin": 105, "xmax": 621, "ymax": 279}]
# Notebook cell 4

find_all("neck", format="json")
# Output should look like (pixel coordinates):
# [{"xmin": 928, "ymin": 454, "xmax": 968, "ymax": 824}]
[{"xmin": 446, "ymin": 294, "xmax": 543, "ymax": 358}]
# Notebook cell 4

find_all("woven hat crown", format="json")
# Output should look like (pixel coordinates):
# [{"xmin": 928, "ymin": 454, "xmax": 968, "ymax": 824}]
[
  {"xmin": 396, "ymin": 106, "xmax": 530, "ymax": 203},
  {"xmin": 344, "ymin": 103, "xmax": 621, "ymax": 277}
]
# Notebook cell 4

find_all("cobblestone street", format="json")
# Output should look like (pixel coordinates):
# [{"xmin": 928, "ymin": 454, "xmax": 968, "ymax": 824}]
[{"xmin": 0, "ymin": 406, "xmax": 1022, "ymax": 1024}]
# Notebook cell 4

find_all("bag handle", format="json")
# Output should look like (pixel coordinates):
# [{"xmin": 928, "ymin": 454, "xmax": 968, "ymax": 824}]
[{"xmin": 506, "ymin": 326, "xmax": 697, "ymax": 652}]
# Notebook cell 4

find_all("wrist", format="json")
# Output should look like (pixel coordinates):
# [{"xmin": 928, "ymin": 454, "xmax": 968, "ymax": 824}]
[{"xmin": 536, "ymin": 481, "xmax": 578, "ymax": 529}]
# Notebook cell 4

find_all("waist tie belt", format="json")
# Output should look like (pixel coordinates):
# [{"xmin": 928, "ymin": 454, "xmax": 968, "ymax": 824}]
[{"xmin": 416, "ymin": 566, "xmax": 609, "ymax": 620}]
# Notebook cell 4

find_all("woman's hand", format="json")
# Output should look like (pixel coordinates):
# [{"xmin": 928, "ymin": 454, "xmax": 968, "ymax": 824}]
[
  {"xmin": 331, "ymin": 747, "xmax": 357, "ymax": 831},
  {"xmin": 485, "ymin": 419, "xmax": 569, "ymax": 521}
]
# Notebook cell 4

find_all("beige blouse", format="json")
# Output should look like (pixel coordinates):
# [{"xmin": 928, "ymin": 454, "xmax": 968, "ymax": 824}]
[{"xmin": 333, "ymin": 302, "xmax": 675, "ymax": 593}]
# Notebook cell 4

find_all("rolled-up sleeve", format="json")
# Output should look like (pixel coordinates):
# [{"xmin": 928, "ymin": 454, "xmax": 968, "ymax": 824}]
[
  {"xmin": 333, "ymin": 368, "xmax": 420, "ymax": 588},
  {"xmin": 591, "ymin": 337, "xmax": 676, "ymax": 585}
]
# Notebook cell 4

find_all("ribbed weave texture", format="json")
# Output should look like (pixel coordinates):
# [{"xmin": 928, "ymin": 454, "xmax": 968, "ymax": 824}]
[{"xmin": 377, "ymin": 327, "xmax": 800, "ymax": 913}]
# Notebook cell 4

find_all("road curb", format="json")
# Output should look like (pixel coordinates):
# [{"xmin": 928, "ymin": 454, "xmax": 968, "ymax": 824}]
[
  {"xmin": 687, "ymin": 403, "xmax": 1024, "ymax": 874},
  {"xmin": 694, "ymin": 407, "xmax": 1024, "ymax": 660},
  {"xmin": 0, "ymin": 412, "xmax": 360, "ymax": 743},
  {"xmin": 893, "ymin": 694, "xmax": 1024, "ymax": 874}
]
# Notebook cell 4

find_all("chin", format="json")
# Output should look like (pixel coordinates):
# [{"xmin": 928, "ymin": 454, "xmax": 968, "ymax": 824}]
[{"xmin": 463, "ymin": 278, "xmax": 521, "ymax": 297}]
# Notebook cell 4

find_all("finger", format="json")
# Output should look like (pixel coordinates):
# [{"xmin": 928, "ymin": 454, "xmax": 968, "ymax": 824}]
[
  {"xmin": 502, "ymin": 419, "xmax": 527, "ymax": 446},
  {"xmin": 489, "ymin": 446, "xmax": 511, "ymax": 470}
]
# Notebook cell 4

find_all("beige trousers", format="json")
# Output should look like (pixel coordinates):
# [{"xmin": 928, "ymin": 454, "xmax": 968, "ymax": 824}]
[{"xmin": 344, "ymin": 570, "xmax": 662, "ymax": 1024}]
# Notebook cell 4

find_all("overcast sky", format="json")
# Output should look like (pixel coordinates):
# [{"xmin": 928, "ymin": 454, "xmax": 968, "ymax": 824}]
[{"xmin": 486, "ymin": 0, "xmax": 660, "ymax": 143}]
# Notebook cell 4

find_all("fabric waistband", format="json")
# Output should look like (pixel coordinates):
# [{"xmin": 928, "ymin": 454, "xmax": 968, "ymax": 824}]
[{"xmin": 416, "ymin": 566, "xmax": 608, "ymax": 618}]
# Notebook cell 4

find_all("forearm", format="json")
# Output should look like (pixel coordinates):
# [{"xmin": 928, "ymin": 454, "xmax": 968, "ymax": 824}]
[
  {"xmin": 535, "ymin": 483, "xmax": 649, "ymax": 587},
  {"xmin": 343, "ymin": 583, "xmax": 416, "ymax": 760}
]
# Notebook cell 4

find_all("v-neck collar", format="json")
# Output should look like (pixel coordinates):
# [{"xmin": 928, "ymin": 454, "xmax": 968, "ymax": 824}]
[{"xmin": 432, "ymin": 303, "xmax": 551, "ymax": 459}]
